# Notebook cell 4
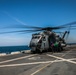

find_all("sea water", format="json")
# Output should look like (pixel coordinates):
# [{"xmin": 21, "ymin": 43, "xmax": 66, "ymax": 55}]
[{"xmin": 0, "ymin": 45, "xmax": 30, "ymax": 54}]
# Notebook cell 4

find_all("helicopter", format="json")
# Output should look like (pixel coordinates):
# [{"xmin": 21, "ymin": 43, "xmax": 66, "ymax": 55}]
[
  {"xmin": 29, "ymin": 28, "xmax": 69, "ymax": 53},
  {"xmin": 0, "ymin": 21, "xmax": 76, "ymax": 53}
]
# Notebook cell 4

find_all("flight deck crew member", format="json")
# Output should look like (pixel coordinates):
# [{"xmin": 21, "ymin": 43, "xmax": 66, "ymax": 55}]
[
  {"xmin": 50, "ymin": 42, "xmax": 54, "ymax": 52},
  {"xmin": 54, "ymin": 42, "xmax": 59, "ymax": 52}
]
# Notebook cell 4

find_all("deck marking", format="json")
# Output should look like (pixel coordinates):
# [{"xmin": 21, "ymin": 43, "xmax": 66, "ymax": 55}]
[
  {"xmin": 30, "ymin": 50, "xmax": 73, "ymax": 75},
  {"xmin": 68, "ymin": 58, "xmax": 76, "ymax": 61},
  {"xmin": 47, "ymin": 54, "xmax": 76, "ymax": 64},
  {"xmin": 0, "ymin": 54, "xmax": 37, "ymax": 64},
  {"xmin": 31, "ymin": 59, "xmax": 62, "ymax": 75},
  {"xmin": 60, "ymin": 50, "xmax": 72, "ymax": 57},
  {"xmin": 0, "ymin": 60, "xmax": 65, "ymax": 67},
  {"xmin": 28, "ymin": 57, "xmax": 40, "ymax": 60},
  {"xmin": 31, "ymin": 62, "xmax": 53, "ymax": 75}
]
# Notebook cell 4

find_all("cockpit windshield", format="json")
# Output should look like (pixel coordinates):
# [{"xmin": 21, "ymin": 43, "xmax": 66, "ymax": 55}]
[{"xmin": 32, "ymin": 36, "xmax": 40, "ymax": 39}]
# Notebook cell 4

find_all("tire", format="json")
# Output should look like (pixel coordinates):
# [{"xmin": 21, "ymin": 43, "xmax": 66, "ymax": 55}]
[
  {"xmin": 36, "ymin": 49, "xmax": 42, "ymax": 53},
  {"xmin": 58, "ymin": 45, "xmax": 63, "ymax": 52},
  {"xmin": 31, "ymin": 50, "xmax": 36, "ymax": 54}
]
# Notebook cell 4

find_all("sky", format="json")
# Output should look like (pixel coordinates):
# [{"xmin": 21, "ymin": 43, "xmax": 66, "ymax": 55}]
[{"xmin": 0, "ymin": 0, "xmax": 76, "ymax": 46}]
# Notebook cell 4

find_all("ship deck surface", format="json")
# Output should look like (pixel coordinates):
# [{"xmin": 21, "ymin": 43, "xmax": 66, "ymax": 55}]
[{"xmin": 0, "ymin": 47, "xmax": 76, "ymax": 75}]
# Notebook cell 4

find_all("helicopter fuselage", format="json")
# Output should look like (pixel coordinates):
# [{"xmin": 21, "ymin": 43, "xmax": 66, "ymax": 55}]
[{"xmin": 29, "ymin": 31, "xmax": 66, "ymax": 53}]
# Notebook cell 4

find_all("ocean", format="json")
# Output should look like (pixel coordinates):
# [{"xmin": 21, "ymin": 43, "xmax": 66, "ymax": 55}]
[{"xmin": 0, "ymin": 46, "xmax": 30, "ymax": 54}]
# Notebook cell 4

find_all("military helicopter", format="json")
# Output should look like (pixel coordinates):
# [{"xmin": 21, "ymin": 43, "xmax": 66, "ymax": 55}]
[
  {"xmin": 0, "ymin": 21, "xmax": 76, "ymax": 53},
  {"xmin": 29, "ymin": 27, "xmax": 70, "ymax": 53}
]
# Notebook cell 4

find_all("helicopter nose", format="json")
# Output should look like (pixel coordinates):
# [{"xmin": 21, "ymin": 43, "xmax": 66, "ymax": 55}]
[{"xmin": 30, "ymin": 42, "xmax": 37, "ymax": 47}]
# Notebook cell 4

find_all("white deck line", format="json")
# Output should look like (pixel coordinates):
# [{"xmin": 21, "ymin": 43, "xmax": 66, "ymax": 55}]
[
  {"xmin": 0, "ymin": 54, "xmax": 37, "ymax": 64},
  {"xmin": 0, "ymin": 60, "xmax": 65, "ymax": 68},
  {"xmin": 47, "ymin": 54, "xmax": 76, "ymax": 64}
]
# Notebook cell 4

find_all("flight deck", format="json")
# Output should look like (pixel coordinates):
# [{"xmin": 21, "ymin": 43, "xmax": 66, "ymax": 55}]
[{"xmin": 0, "ymin": 47, "xmax": 76, "ymax": 75}]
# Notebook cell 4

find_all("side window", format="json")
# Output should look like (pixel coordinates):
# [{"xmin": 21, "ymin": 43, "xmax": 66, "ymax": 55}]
[{"xmin": 43, "ymin": 37, "xmax": 46, "ymax": 41}]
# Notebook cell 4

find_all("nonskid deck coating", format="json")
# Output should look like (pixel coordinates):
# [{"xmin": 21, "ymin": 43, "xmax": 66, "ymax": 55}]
[{"xmin": 0, "ymin": 47, "xmax": 76, "ymax": 75}]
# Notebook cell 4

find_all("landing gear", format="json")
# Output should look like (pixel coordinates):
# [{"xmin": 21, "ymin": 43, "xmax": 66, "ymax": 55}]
[
  {"xmin": 31, "ymin": 47, "xmax": 36, "ymax": 54},
  {"xmin": 58, "ymin": 43, "xmax": 63, "ymax": 52},
  {"xmin": 31, "ymin": 50, "xmax": 36, "ymax": 54},
  {"xmin": 31, "ymin": 47, "xmax": 42, "ymax": 54}
]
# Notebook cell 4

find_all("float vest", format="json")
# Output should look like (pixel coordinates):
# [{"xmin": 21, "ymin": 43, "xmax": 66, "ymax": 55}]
[{"xmin": 54, "ymin": 42, "xmax": 58, "ymax": 47}]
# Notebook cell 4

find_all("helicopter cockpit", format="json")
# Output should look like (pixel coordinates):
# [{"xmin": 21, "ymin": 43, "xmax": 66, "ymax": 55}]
[{"xmin": 32, "ymin": 36, "xmax": 40, "ymax": 39}]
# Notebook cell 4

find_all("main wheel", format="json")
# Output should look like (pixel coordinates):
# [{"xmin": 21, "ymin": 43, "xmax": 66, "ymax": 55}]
[
  {"xmin": 58, "ymin": 44, "xmax": 63, "ymax": 52},
  {"xmin": 31, "ymin": 50, "xmax": 36, "ymax": 54}
]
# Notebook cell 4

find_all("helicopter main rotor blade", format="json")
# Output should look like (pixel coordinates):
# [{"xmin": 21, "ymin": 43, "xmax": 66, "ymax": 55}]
[
  {"xmin": 3, "ymin": 24, "xmax": 43, "ymax": 29},
  {"xmin": 14, "ymin": 24, "xmax": 43, "ymax": 29},
  {"xmin": 57, "ymin": 21, "xmax": 76, "ymax": 27},
  {"xmin": 41, "ymin": 26, "xmax": 66, "ymax": 31},
  {"xmin": 69, "ymin": 28, "xmax": 76, "ymax": 30},
  {"xmin": 1, "ymin": 21, "xmax": 76, "ymax": 33},
  {"xmin": 0, "ymin": 29, "xmax": 43, "ymax": 34},
  {"xmin": 41, "ymin": 21, "xmax": 76, "ymax": 30}
]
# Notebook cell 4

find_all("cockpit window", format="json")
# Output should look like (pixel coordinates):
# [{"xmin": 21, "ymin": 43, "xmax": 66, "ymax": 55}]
[
  {"xmin": 43, "ymin": 37, "xmax": 46, "ymax": 41},
  {"xmin": 32, "ymin": 36, "xmax": 40, "ymax": 39}
]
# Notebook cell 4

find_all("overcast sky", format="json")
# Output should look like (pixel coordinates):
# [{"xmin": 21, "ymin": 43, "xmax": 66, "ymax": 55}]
[{"xmin": 0, "ymin": 0, "xmax": 76, "ymax": 46}]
